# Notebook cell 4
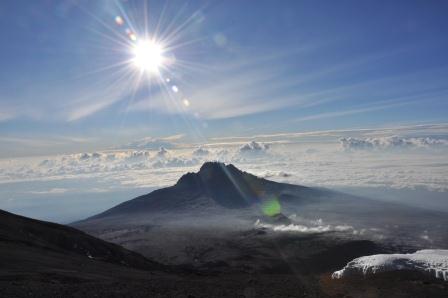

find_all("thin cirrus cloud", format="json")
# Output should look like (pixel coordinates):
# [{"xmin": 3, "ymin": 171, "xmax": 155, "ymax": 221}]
[
  {"xmin": 125, "ymin": 46, "xmax": 448, "ymax": 122},
  {"xmin": 1, "ymin": 40, "xmax": 445, "ymax": 125},
  {"xmin": 62, "ymin": 69, "xmax": 141, "ymax": 122},
  {"xmin": 206, "ymin": 123, "xmax": 448, "ymax": 145},
  {"xmin": 0, "ymin": 136, "xmax": 94, "ymax": 147},
  {"xmin": 126, "ymin": 54, "xmax": 300, "ymax": 119},
  {"xmin": 292, "ymin": 98, "xmax": 419, "ymax": 123}
]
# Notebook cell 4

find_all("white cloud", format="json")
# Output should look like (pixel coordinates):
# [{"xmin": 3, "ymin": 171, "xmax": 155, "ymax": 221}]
[
  {"xmin": 152, "ymin": 157, "xmax": 199, "ymax": 168},
  {"xmin": 239, "ymin": 141, "xmax": 269, "ymax": 155},
  {"xmin": 125, "ymin": 47, "xmax": 448, "ymax": 122},
  {"xmin": 156, "ymin": 147, "xmax": 169, "ymax": 157},
  {"xmin": 1, "ymin": 141, "xmax": 448, "ymax": 192},
  {"xmin": 62, "ymin": 71, "xmax": 142, "ymax": 122},
  {"xmin": 340, "ymin": 136, "xmax": 448, "ymax": 151},
  {"xmin": 192, "ymin": 147, "xmax": 210, "ymax": 156},
  {"xmin": 254, "ymin": 219, "xmax": 354, "ymax": 234},
  {"xmin": 208, "ymin": 123, "xmax": 448, "ymax": 145}
]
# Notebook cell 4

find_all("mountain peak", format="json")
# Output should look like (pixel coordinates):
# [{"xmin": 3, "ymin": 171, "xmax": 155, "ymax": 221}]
[
  {"xmin": 175, "ymin": 162, "xmax": 261, "ymax": 208},
  {"xmin": 199, "ymin": 161, "xmax": 226, "ymax": 171},
  {"xmin": 176, "ymin": 162, "xmax": 239, "ymax": 186},
  {"xmin": 199, "ymin": 161, "xmax": 238, "ymax": 174},
  {"xmin": 199, "ymin": 161, "xmax": 241, "ymax": 177}
]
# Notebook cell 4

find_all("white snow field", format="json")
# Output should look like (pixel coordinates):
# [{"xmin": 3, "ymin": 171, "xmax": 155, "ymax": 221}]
[{"xmin": 332, "ymin": 249, "xmax": 448, "ymax": 281}]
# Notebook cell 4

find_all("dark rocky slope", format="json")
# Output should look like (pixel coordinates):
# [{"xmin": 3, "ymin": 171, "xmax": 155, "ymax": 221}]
[{"xmin": 0, "ymin": 209, "xmax": 161, "ymax": 270}]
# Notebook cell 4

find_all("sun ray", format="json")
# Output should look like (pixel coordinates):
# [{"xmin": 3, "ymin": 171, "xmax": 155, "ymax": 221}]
[{"xmin": 71, "ymin": 0, "xmax": 214, "ymax": 145}]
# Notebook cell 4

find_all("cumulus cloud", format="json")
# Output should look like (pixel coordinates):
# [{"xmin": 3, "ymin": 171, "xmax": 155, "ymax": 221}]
[
  {"xmin": 125, "ymin": 151, "xmax": 151, "ymax": 161},
  {"xmin": 152, "ymin": 157, "xmax": 199, "ymax": 168},
  {"xmin": 340, "ymin": 136, "xmax": 448, "ymax": 151},
  {"xmin": 239, "ymin": 141, "xmax": 269, "ymax": 155},
  {"xmin": 192, "ymin": 147, "xmax": 210, "ymax": 156},
  {"xmin": 156, "ymin": 147, "xmax": 169, "ymax": 157}
]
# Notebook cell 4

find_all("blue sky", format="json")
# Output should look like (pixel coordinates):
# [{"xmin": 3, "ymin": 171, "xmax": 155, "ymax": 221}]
[{"xmin": 1, "ymin": 0, "xmax": 448, "ymax": 157}]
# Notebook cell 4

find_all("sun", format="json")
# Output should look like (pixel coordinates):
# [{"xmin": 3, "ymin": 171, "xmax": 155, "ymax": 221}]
[{"xmin": 132, "ymin": 40, "xmax": 165, "ymax": 73}]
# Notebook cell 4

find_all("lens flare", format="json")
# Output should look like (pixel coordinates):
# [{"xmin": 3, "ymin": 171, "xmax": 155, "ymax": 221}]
[
  {"xmin": 115, "ymin": 16, "xmax": 124, "ymax": 26},
  {"xmin": 261, "ymin": 198, "xmax": 281, "ymax": 217}
]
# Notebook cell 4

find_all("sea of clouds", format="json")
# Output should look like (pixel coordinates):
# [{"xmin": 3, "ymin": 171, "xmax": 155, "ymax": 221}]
[{"xmin": 1, "ymin": 137, "xmax": 448, "ymax": 193}]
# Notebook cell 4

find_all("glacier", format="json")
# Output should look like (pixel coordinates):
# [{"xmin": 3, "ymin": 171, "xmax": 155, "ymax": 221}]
[{"xmin": 332, "ymin": 249, "xmax": 448, "ymax": 281}]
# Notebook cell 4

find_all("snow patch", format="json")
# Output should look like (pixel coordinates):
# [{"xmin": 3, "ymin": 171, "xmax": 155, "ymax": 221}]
[{"xmin": 332, "ymin": 249, "xmax": 448, "ymax": 281}]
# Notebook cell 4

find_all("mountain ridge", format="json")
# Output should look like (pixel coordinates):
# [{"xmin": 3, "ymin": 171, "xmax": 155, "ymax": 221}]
[{"xmin": 84, "ymin": 162, "xmax": 314, "ymax": 221}]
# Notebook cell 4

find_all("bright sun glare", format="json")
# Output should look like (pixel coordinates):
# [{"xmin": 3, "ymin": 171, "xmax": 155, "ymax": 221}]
[{"xmin": 132, "ymin": 40, "xmax": 165, "ymax": 73}]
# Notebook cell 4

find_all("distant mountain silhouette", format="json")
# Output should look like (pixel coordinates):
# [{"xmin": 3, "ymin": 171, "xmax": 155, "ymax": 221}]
[{"xmin": 85, "ymin": 162, "xmax": 317, "ymax": 221}]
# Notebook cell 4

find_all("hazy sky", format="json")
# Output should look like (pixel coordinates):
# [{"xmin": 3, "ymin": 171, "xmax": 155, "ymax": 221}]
[{"xmin": 1, "ymin": 0, "xmax": 448, "ymax": 157}]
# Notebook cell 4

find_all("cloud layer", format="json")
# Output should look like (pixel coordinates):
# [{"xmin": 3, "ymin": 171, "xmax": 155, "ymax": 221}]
[
  {"xmin": 340, "ymin": 136, "xmax": 448, "ymax": 151},
  {"xmin": 239, "ymin": 141, "xmax": 270, "ymax": 155},
  {"xmin": 1, "ymin": 134, "xmax": 448, "ymax": 194}
]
